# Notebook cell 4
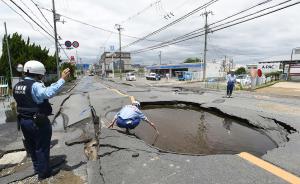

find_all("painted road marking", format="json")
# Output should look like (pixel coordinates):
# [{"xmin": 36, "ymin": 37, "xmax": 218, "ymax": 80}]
[
  {"xmin": 238, "ymin": 152, "xmax": 300, "ymax": 184},
  {"xmin": 102, "ymin": 84, "xmax": 135, "ymax": 103}
]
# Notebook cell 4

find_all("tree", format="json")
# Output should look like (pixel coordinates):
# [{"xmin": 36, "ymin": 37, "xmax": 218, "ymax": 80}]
[
  {"xmin": 235, "ymin": 67, "xmax": 246, "ymax": 75},
  {"xmin": 60, "ymin": 62, "xmax": 76, "ymax": 81},
  {"xmin": 183, "ymin": 57, "xmax": 202, "ymax": 63},
  {"xmin": 0, "ymin": 33, "xmax": 57, "ymax": 86}
]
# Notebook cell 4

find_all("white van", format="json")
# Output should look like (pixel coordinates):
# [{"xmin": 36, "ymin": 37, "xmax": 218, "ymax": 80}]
[{"xmin": 126, "ymin": 73, "xmax": 136, "ymax": 81}]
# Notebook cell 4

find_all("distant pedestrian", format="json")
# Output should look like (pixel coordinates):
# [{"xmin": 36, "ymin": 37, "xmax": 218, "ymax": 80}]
[
  {"xmin": 13, "ymin": 60, "xmax": 70, "ymax": 180},
  {"xmin": 226, "ymin": 71, "xmax": 236, "ymax": 98},
  {"xmin": 108, "ymin": 101, "xmax": 159, "ymax": 135}
]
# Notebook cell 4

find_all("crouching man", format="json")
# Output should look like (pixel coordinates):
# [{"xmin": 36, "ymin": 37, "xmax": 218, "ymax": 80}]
[{"xmin": 108, "ymin": 101, "xmax": 159, "ymax": 135}]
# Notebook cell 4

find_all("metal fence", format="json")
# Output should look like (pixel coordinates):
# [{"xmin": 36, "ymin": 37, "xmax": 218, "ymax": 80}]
[{"xmin": 0, "ymin": 76, "xmax": 9, "ymax": 97}]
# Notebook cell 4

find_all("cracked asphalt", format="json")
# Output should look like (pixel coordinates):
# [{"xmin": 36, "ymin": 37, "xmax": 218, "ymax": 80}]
[{"xmin": 1, "ymin": 76, "xmax": 300, "ymax": 184}]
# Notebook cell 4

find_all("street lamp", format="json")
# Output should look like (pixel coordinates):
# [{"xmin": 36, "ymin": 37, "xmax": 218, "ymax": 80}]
[{"xmin": 16, "ymin": 64, "xmax": 23, "ymax": 73}]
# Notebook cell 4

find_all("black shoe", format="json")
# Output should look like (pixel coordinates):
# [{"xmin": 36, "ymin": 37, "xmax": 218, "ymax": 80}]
[
  {"xmin": 38, "ymin": 172, "xmax": 51, "ymax": 181},
  {"xmin": 38, "ymin": 168, "xmax": 60, "ymax": 180}
]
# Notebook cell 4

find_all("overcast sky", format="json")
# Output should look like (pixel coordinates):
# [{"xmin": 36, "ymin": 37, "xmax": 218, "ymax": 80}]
[{"xmin": 0, "ymin": 0, "xmax": 299, "ymax": 65}]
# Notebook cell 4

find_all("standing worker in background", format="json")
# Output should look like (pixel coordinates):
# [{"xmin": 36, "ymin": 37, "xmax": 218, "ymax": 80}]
[
  {"xmin": 226, "ymin": 71, "xmax": 236, "ymax": 98},
  {"xmin": 13, "ymin": 60, "xmax": 70, "ymax": 180},
  {"xmin": 108, "ymin": 101, "xmax": 159, "ymax": 135}
]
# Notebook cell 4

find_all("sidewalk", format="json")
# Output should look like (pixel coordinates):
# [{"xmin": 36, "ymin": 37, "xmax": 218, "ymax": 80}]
[{"xmin": 256, "ymin": 82, "xmax": 300, "ymax": 97}]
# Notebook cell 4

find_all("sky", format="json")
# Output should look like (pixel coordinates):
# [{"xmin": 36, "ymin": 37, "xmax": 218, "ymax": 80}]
[{"xmin": 0, "ymin": 0, "xmax": 300, "ymax": 66}]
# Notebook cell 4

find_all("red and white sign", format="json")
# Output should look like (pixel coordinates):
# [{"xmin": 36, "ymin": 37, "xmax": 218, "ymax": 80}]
[
  {"xmin": 258, "ymin": 63, "xmax": 280, "ymax": 74},
  {"xmin": 257, "ymin": 69, "xmax": 262, "ymax": 77},
  {"xmin": 70, "ymin": 56, "xmax": 75, "ymax": 61},
  {"xmin": 72, "ymin": 41, "xmax": 79, "ymax": 48}
]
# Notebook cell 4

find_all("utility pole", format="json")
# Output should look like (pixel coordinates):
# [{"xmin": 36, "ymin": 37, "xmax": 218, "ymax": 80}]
[
  {"xmin": 4, "ymin": 22, "xmax": 13, "ymax": 87},
  {"xmin": 52, "ymin": 0, "xmax": 60, "ymax": 78},
  {"xmin": 115, "ymin": 24, "xmax": 123, "ymax": 79},
  {"xmin": 201, "ymin": 10, "xmax": 212, "ymax": 81},
  {"xmin": 159, "ymin": 51, "xmax": 162, "ymax": 65}
]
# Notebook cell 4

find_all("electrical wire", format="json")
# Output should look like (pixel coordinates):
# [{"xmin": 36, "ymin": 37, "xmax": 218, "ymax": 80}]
[
  {"xmin": 19, "ymin": 0, "xmax": 53, "ymax": 35},
  {"xmin": 131, "ymin": 1, "xmax": 300, "ymax": 54},
  {"xmin": 7, "ymin": 0, "xmax": 69, "ymax": 59},
  {"xmin": 121, "ymin": 0, "xmax": 220, "ymax": 49},
  {"xmin": 1, "ymin": 0, "xmax": 54, "ymax": 44},
  {"xmin": 30, "ymin": 0, "xmax": 54, "ymax": 29},
  {"xmin": 9, "ymin": 0, "xmax": 54, "ymax": 39},
  {"xmin": 38, "ymin": 5, "xmax": 172, "ymax": 44},
  {"xmin": 119, "ymin": 0, "xmax": 161, "ymax": 25}
]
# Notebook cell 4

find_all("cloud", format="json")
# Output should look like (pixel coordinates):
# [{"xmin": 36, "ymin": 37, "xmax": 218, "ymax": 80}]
[{"xmin": 0, "ymin": 0, "xmax": 299, "ymax": 65}]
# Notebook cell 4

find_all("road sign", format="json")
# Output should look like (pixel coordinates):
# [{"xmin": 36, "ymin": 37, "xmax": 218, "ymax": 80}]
[
  {"xmin": 257, "ymin": 69, "xmax": 262, "ymax": 77},
  {"xmin": 72, "ymin": 41, "xmax": 79, "ymax": 48},
  {"xmin": 110, "ymin": 45, "xmax": 115, "ymax": 51},
  {"xmin": 65, "ymin": 40, "xmax": 72, "ymax": 48}
]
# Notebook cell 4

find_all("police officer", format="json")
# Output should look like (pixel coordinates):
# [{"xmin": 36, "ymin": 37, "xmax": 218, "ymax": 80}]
[
  {"xmin": 13, "ymin": 60, "xmax": 70, "ymax": 180},
  {"xmin": 108, "ymin": 101, "xmax": 159, "ymax": 135}
]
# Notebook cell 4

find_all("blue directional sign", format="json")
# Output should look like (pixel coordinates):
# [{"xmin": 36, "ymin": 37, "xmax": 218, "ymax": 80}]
[{"xmin": 110, "ymin": 45, "xmax": 115, "ymax": 51}]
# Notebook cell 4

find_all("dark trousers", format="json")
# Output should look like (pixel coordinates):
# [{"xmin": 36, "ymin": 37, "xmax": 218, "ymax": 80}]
[
  {"xmin": 20, "ymin": 118, "xmax": 52, "ymax": 178},
  {"xmin": 116, "ymin": 117, "xmax": 141, "ymax": 129},
  {"xmin": 227, "ymin": 82, "xmax": 234, "ymax": 96}
]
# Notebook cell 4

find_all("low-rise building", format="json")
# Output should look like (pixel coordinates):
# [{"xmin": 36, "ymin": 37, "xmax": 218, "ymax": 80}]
[
  {"xmin": 258, "ymin": 53, "xmax": 300, "ymax": 80},
  {"xmin": 99, "ymin": 52, "xmax": 132, "ymax": 75},
  {"xmin": 145, "ymin": 62, "xmax": 225, "ymax": 80}
]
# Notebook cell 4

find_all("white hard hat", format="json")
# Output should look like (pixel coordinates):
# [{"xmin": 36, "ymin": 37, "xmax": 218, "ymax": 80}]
[
  {"xmin": 132, "ymin": 101, "xmax": 141, "ymax": 108},
  {"xmin": 23, "ymin": 60, "xmax": 46, "ymax": 75}
]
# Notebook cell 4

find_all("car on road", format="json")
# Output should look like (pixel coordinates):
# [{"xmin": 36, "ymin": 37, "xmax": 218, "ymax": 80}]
[
  {"xmin": 126, "ymin": 72, "xmax": 136, "ymax": 81},
  {"xmin": 146, "ymin": 73, "xmax": 161, "ymax": 80},
  {"xmin": 236, "ymin": 75, "xmax": 251, "ymax": 86}
]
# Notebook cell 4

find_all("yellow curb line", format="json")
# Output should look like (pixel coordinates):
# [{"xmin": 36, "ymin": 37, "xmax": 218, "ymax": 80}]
[
  {"xmin": 129, "ymin": 96, "xmax": 135, "ymax": 103},
  {"xmin": 238, "ymin": 152, "xmax": 300, "ymax": 184},
  {"xmin": 103, "ymin": 85, "xmax": 135, "ymax": 103}
]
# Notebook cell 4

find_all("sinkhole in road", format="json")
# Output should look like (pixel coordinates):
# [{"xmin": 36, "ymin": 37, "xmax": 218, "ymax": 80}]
[{"xmin": 107, "ymin": 102, "xmax": 278, "ymax": 156}]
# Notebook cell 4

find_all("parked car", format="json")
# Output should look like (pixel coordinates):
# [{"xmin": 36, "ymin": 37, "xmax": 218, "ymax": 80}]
[
  {"xmin": 146, "ymin": 73, "xmax": 161, "ymax": 80},
  {"xmin": 236, "ymin": 75, "xmax": 251, "ymax": 86},
  {"xmin": 126, "ymin": 72, "xmax": 136, "ymax": 81},
  {"xmin": 177, "ymin": 71, "xmax": 192, "ymax": 81}
]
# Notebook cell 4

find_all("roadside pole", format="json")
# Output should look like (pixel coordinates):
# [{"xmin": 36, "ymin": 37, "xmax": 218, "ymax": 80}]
[
  {"xmin": 52, "ymin": 0, "xmax": 60, "ymax": 78},
  {"xmin": 112, "ymin": 54, "xmax": 115, "ymax": 78},
  {"xmin": 4, "ymin": 22, "xmax": 13, "ymax": 88},
  {"xmin": 115, "ymin": 24, "xmax": 123, "ymax": 80},
  {"xmin": 201, "ymin": 11, "xmax": 212, "ymax": 81}
]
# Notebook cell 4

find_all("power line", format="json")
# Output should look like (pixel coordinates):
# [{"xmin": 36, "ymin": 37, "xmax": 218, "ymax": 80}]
[
  {"xmin": 20, "ymin": 0, "xmax": 53, "ymax": 32},
  {"xmin": 7, "ymin": 0, "xmax": 69, "ymax": 59},
  {"xmin": 1, "ymin": 0, "xmax": 54, "ymax": 44},
  {"xmin": 130, "ymin": 0, "xmax": 294, "ymax": 53},
  {"xmin": 9, "ymin": 0, "xmax": 54, "ymax": 39},
  {"xmin": 121, "ymin": 0, "xmax": 219, "ymax": 49},
  {"xmin": 148, "ymin": 0, "xmax": 281, "ymax": 47},
  {"xmin": 38, "ymin": 6, "xmax": 163, "ymax": 42},
  {"xmin": 131, "ymin": 1, "xmax": 300, "ymax": 54},
  {"xmin": 119, "ymin": 0, "xmax": 161, "ymax": 25},
  {"xmin": 30, "ymin": 0, "xmax": 54, "ymax": 29}
]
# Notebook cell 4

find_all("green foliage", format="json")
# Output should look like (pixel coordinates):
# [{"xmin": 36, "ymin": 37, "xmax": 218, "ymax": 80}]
[
  {"xmin": 137, "ymin": 68, "xmax": 145, "ymax": 74},
  {"xmin": 60, "ymin": 62, "xmax": 76, "ymax": 81},
  {"xmin": 183, "ymin": 57, "xmax": 202, "ymax": 63},
  {"xmin": 235, "ymin": 67, "xmax": 246, "ymax": 75},
  {"xmin": 0, "ymin": 33, "xmax": 57, "ymax": 86},
  {"xmin": 265, "ymin": 71, "xmax": 282, "ymax": 80}
]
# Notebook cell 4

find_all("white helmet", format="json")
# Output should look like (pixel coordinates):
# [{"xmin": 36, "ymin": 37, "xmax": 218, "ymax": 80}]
[
  {"xmin": 132, "ymin": 101, "xmax": 141, "ymax": 108},
  {"xmin": 23, "ymin": 60, "xmax": 46, "ymax": 75}
]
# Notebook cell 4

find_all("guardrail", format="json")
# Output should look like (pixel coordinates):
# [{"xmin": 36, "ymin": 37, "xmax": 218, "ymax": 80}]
[{"xmin": 0, "ymin": 76, "xmax": 9, "ymax": 97}]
